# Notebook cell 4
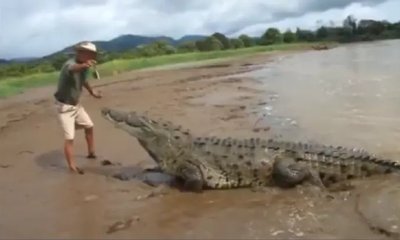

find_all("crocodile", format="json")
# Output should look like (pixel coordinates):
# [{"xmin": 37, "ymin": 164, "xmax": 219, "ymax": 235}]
[{"xmin": 101, "ymin": 107, "xmax": 400, "ymax": 192}]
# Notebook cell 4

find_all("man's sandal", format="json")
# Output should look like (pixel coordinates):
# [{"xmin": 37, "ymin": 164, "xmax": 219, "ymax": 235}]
[
  {"xmin": 70, "ymin": 167, "xmax": 85, "ymax": 175},
  {"xmin": 87, "ymin": 153, "xmax": 97, "ymax": 159},
  {"xmin": 76, "ymin": 167, "xmax": 85, "ymax": 175}
]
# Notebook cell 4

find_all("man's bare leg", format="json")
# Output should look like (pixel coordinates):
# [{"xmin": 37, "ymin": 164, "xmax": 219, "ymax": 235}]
[
  {"xmin": 64, "ymin": 139, "xmax": 84, "ymax": 174},
  {"xmin": 85, "ymin": 127, "xmax": 96, "ymax": 159}
]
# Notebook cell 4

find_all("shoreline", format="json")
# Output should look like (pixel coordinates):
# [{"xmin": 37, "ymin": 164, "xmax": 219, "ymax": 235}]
[
  {"xmin": 0, "ymin": 47, "xmax": 314, "ymax": 108},
  {"xmin": 0, "ymin": 42, "xmax": 335, "ymax": 99},
  {"xmin": 0, "ymin": 47, "xmax": 297, "ymax": 134}
]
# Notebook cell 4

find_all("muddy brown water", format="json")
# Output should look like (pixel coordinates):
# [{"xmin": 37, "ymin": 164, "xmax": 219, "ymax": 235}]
[
  {"xmin": 1, "ymin": 41, "xmax": 400, "ymax": 239},
  {"xmin": 248, "ymin": 40, "xmax": 400, "ymax": 152}
]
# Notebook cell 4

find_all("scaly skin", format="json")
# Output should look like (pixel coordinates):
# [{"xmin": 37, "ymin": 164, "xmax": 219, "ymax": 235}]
[{"xmin": 101, "ymin": 107, "xmax": 400, "ymax": 192}]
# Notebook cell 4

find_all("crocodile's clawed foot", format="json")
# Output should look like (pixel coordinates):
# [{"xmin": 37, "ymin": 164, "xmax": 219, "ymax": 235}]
[
  {"xmin": 271, "ymin": 156, "xmax": 310, "ymax": 188},
  {"xmin": 307, "ymin": 169, "xmax": 327, "ymax": 191}
]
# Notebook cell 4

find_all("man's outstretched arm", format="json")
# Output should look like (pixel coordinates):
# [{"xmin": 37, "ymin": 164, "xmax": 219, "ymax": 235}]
[{"xmin": 83, "ymin": 81, "xmax": 101, "ymax": 98}]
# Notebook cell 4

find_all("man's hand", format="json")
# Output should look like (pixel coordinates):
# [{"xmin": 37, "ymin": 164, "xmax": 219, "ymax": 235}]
[
  {"xmin": 83, "ymin": 81, "xmax": 102, "ymax": 99},
  {"xmin": 91, "ymin": 90, "xmax": 102, "ymax": 99},
  {"xmin": 83, "ymin": 60, "xmax": 97, "ymax": 68},
  {"xmin": 69, "ymin": 59, "xmax": 97, "ymax": 72}
]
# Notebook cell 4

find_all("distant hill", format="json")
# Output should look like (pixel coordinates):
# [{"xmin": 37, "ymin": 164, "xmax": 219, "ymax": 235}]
[
  {"xmin": 0, "ymin": 57, "xmax": 41, "ymax": 65},
  {"xmin": 43, "ymin": 34, "xmax": 207, "ymax": 59},
  {"xmin": 11, "ymin": 57, "xmax": 39, "ymax": 63},
  {"xmin": 176, "ymin": 35, "xmax": 208, "ymax": 44},
  {"xmin": 0, "ymin": 34, "xmax": 207, "ymax": 64}
]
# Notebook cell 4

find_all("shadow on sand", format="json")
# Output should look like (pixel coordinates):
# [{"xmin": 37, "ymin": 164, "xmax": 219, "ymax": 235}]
[{"xmin": 34, "ymin": 150, "xmax": 178, "ymax": 187}]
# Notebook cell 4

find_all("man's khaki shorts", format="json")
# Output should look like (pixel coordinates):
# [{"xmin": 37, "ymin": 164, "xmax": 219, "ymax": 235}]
[{"xmin": 55, "ymin": 100, "xmax": 94, "ymax": 140}]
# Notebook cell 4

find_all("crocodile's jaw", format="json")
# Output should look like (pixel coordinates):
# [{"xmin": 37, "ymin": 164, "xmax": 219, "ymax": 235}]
[
  {"xmin": 101, "ymin": 107, "xmax": 126, "ymax": 124},
  {"xmin": 101, "ymin": 107, "xmax": 192, "ymax": 169},
  {"xmin": 101, "ymin": 107, "xmax": 165, "ymax": 143},
  {"xmin": 101, "ymin": 108, "xmax": 140, "ymax": 139}
]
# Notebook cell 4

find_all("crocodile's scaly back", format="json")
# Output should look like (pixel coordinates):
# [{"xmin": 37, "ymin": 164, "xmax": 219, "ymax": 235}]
[
  {"xmin": 263, "ymin": 139, "xmax": 400, "ymax": 186},
  {"xmin": 186, "ymin": 136, "xmax": 400, "ymax": 188},
  {"xmin": 188, "ymin": 137, "xmax": 276, "ymax": 189},
  {"xmin": 101, "ymin": 107, "xmax": 400, "ymax": 191}
]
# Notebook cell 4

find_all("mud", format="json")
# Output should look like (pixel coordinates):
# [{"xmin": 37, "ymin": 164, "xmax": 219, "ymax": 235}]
[{"xmin": 1, "ymin": 43, "xmax": 400, "ymax": 239}]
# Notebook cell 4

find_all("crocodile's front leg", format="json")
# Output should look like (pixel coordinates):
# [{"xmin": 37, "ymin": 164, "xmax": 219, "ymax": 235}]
[
  {"xmin": 272, "ymin": 156, "xmax": 326, "ymax": 189},
  {"xmin": 177, "ymin": 162, "xmax": 204, "ymax": 193}
]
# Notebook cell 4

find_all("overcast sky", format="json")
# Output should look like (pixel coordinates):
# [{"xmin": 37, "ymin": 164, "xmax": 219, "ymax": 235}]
[{"xmin": 1, "ymin": 0, "xmax": 399, "ymax": 59}]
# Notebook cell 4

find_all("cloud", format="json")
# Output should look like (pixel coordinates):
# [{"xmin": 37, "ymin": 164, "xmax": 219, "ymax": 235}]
[
  {"xmin": 0, "ymin": 0, "xmax": 398, "ymax": 59},
  {"xmin": 235, "ymin": 0, "xmax": 400, "ymax": 36}
]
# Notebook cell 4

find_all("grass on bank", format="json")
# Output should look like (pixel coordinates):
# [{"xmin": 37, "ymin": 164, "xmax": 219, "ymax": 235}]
[{"xmin": 0, "ymin": 42, "xmax": 333, "ymax": 98}]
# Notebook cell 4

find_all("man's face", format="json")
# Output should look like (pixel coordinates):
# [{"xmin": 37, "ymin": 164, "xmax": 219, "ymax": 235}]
[{"xmin": 76, "ymin": 50, "xmax": 97, "ymax": 63}]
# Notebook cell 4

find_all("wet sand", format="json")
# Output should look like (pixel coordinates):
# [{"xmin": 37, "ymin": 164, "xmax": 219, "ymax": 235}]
[{"xmin": 0, "ymin": 48, "xmax": 399, "ymax": 239}]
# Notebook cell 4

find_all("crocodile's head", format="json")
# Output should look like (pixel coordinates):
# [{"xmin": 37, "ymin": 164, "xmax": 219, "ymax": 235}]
[{"xmin": 101, "ymin": 107, "xmax": 192, "ymax": 168}]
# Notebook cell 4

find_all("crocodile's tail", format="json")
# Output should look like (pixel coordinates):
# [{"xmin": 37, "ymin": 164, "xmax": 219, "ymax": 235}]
[{"xmin": 266, "ymin": 139, "xmax": 400, "ymax": 183}]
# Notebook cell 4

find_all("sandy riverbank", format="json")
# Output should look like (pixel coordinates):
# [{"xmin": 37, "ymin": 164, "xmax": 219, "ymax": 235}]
[{"xmin": 0, "ymin": 49, "xmax": 398, "ymax": 239}]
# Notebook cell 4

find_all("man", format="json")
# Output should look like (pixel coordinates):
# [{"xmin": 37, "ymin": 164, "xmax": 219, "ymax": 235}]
[{"xmin": 54, "ymin": 41, "xmax": 102, "ymax": 174}]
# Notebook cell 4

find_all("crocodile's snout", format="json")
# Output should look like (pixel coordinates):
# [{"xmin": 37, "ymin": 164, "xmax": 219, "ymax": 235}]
[
  {"xmin": 101, "ymin": 107, "xmax": 111, "ymax": 116},
  {"xmin": 101, "ymin": 107, "xmax": 126, "ymax": 123}
]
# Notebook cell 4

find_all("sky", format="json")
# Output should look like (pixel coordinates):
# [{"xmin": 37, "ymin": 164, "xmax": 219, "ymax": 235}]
[{"xmin": 0, "ymin": 0, "xmax": 399, "ymax": 59}]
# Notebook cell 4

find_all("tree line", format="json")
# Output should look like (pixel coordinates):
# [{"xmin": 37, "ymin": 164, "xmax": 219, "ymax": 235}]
[{"xmin": 1, "ymin": 15, "xmax": 399, "ymax": 79}]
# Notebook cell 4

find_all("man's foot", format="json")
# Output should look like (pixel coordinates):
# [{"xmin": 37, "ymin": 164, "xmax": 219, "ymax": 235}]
[
  {"xmin": 87, "ymin": 153, "xmax": 97, "ymax": 159},
  {"xmin": 70, "ymin": 166, "xmax": 85, "ymax": 175}
]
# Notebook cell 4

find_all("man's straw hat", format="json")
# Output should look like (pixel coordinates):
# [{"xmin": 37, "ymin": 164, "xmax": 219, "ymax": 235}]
[{"xmin": 74, "ymin": 41, "xmax": 97, "ymax": 53}]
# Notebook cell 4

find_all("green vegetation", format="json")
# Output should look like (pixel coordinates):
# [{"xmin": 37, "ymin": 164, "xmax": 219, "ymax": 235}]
[
  {"xmin": 0, "ymin": 43, "xmax": 319, "ymax": 97},
  {"xmin": 0, "ymin": 15, "xmax": 399, "ymax": 97},
  {"xmin": 0, "ymin": 72, "xmax": 58, "ymax": 97}
]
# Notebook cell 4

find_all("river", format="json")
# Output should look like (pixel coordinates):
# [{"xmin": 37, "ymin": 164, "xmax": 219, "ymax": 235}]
[{"xmin": 249, "ymin": 39, "xmax": 400, "ymax": 158}]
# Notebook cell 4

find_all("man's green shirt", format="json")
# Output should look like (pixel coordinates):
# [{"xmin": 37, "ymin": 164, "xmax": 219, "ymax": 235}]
[{"xmin": 54, "ymin": 58, "xmax": 89, "ymax": 106}]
